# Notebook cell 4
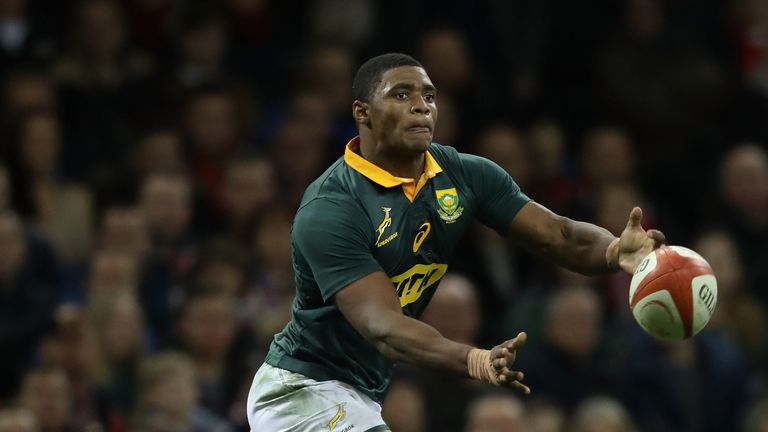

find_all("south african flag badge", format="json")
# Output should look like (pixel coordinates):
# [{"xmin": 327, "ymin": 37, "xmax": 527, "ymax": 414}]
[{"xmin": 435, "ymin": 188, "xmax": 464, "ymax": 223}]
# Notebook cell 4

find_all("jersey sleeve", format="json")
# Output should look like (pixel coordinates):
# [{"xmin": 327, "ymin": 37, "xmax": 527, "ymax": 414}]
[
  {"xmin": 460, "ymin": 153, "xmax": 531, "ymax": 234},
  {"xmin": 292, "ymin": 198, "xmax": 384, "ymax": 301}
]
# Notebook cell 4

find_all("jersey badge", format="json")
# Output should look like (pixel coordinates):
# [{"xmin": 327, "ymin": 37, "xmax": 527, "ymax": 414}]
[
  {"xmin": 375, "ymin": 207, "xmax": 398, "ymax": 247},
  {"xmin": 436, "ymin": 188, "xmax": 464, "ymax": 223}
]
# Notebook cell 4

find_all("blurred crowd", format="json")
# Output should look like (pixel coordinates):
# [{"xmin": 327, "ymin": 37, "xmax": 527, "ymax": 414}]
[{"xmin": 0, "ymin": 0, "xmax": 767, "ymax": 431}]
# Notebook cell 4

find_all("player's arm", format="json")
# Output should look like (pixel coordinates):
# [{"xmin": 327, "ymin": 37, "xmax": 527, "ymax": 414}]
[
  {"xmin": 459, "ymin": 152, "xmax": 664, "ymax": 274},
  {"xmin": 334, "ymin": 271, "xmax": 530, "ymax": 394},
  {"xmin": 507, "ymin": 202, "xmax": 665, "ymax": 274}
]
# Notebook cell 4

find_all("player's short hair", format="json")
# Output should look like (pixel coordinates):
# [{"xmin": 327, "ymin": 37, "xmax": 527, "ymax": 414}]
[{"xmin": 352, "ymin": 53, "xmax": 423, "ymax": 103}]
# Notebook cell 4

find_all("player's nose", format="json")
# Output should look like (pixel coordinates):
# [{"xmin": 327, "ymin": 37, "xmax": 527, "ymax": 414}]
[{"xmin": 410, "ymin": 98, "xmax": 430, "ymax": 115}]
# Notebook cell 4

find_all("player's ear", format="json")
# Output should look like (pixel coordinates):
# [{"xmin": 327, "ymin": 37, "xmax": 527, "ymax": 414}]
[{"xmin": 352, "ymin": 100, "xmax": 371, "ymax": 128}]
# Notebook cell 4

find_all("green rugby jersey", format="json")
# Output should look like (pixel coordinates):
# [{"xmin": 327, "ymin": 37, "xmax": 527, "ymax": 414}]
[{"xmin": 265, "ymin": 137, "xmax": 530, "ymax": 403}]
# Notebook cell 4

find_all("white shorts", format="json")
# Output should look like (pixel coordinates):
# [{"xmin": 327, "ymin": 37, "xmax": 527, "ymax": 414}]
[{"xmin": 247, "ymin": 363, "xmax": 390, "ymax": 432}]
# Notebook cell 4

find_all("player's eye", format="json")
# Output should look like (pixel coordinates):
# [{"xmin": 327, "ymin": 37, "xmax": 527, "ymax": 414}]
[
  {"xmin": 424, "ymin": 93, "xmax": 435, "ymax": 102},
  {"xmin": 396, "ymin": 92, "xmax": 408, "ymax": 100}
]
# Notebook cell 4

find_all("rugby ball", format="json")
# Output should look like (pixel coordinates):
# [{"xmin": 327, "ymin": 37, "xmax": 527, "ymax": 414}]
[{"xmin": 629, "ymin": 246, "xmax": 717, "ymax": 340}]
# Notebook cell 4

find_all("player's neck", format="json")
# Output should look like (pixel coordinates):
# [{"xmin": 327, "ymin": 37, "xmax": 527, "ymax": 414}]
[{"xmin": 358, "ymin": 137, "xmax": 425, "ymax": 180}]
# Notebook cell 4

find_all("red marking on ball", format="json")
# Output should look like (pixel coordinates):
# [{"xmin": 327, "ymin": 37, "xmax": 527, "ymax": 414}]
[{"xmin": 630, "ymin": 246, "xmax": 716, "ymax": 340}]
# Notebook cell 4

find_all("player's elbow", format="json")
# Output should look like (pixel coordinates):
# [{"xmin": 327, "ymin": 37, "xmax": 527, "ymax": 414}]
[
  {"xmin": 363, "ymin": 324, "xmax": 400, "ymax": 360},
  {"xmin": 364, "ymin": 316, "xmax": 398, "ymax": 346},
  {"xmin": 347, "ymin": 308, "xmax": 395, "ymax": 345}
]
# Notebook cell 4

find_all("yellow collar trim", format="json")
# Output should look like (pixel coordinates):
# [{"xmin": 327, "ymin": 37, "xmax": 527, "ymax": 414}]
[{"xmin": 343, "ymin": 137, "xmax": 443, "ymax": 188}]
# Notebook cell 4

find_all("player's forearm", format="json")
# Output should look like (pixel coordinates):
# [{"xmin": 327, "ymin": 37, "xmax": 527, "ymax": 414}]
[
  {"xmin": 552, "ymin": 218, "xmax": 619, "ymax": 275},
  {"xmin": 368, "ymin": 312, "xmax": 473, "ymax": 376}
]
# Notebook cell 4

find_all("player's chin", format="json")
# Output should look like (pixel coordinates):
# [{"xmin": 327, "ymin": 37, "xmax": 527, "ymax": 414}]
[{"xmin": 403, "ymin": 134, "xmax": 433, "ymax": 152}]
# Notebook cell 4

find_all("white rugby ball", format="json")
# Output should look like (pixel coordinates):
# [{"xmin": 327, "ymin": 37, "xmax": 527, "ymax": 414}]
[{"xmin": 629, "ymin": 246, "xmax": 717, "ymax": 340}]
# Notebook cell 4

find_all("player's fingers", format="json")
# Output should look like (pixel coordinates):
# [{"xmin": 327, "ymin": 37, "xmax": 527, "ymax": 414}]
[
  {"xmin": 497, "ymin": 369, "xmax": 523, "ymax": 382},
  {"xmin": 509, "ymin": 380, "xmax": 531, "ymax": 395},
  {"xmin": 647, "ymin": 229, "xmax": 666, "ymax": 247},
  {"xmin": 492, "ymin": 357, "xmax": 507, "ymax": 371},
  {"xmin": 498, "ymin": 369, "xmax": 530, "ymax": 394},
  {"xmin": 490, "ymin": 346, "xmax": 501, "ymax": 359},
  {"xmin": 504, "ymin": 332, "xmax": 528, "ymax": 350},
  {"xmin": 627, "ymin": 207, "xmax": 642, "ymax": 229}
]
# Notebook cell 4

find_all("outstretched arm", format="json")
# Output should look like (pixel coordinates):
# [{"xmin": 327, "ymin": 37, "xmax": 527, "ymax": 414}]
[
  {"xmin": 508, "ymin": 202, "xmax": 665, "ymax": 275},
  {"xmin": 334, "ymin": 271, "xmax": 531, "ymax": 394}
]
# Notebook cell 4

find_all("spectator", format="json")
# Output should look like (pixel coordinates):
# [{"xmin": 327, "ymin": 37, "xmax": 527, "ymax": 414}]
[
  {"xmin": 421, "ymin": 274, "xmax": 481, "ymax": 345},
  {"xmin": 37, "ymin": 306, "xmax": 101, "ymax": 430},
  {"xmin": 98, "ymin": 206, "xmax": 149, "ymax": 259},
  {"xmin": 581, "ymin": 127, "xmax": 635, "ymax": 187},
  {"xmin": 570, "ymin": 396, "xmax": 638, "ymax": 432},
  {"xmin": 131, "ymin": 129, "xmax": 184, "ymax": 177},
  {"xmin": 307, "ymin": 0, "xmax": 374, "ymax": 49},
  {"xmin": 622, "ymin": 329, "xmax": 749, "ymax": 432},
  {"xmin": 1, "ymin": 68, "xmax": 56, "ymax": 128},
  {"xmin": 173, "ymin": 5, "xmax": 229, "ymax": 89},
  {"xmin": 247, "ymin": 208, "xmax": 297, "ymax": 350},
  {"xmin": 381, "ymin": 379, "xmax": 426, "ymax": 432},
  {"xmin": 0, "ymin": 407, "xmax": 39, "ymax": 432},
  {"xmin": 220, "ymin": 157, "xmax": 275, "ymax": 241},
  {"xmin": 513, "ymin": 286, "xmax": 623, "ymax": 411},
  {"xmin": 139, "ymin": 171, "xmax": 196, "ymax": 342},
  {"xmin": 7, "ymin": 111, "xmax": 94, "ymax": 265},
  {"xmin": 0, "ymin": 210, "xmax": 59, "ymax": 401},
  {"xmin": 54, "ymin": 0, "xmax": 154, "ymax": 193},
  {"xmin": 465, "ymin": 394, "xmax": 526, "ymax": 432},
  {"xmin": 87, "ymin": 251, "xmax": 140, "ymax": 297},
  {"xmin": 415, "ymin": 27, "xmax": 495, "ymax": 142},
  {"xmin": 268, "ymin": 120, "xmax": 329, "ymax": 208},
  {"xmin": 717, "ymin": 144, "xmax": 768, "ymax": 305},
  {"xmin": 176, "ymin": 290, "xmax": 240, "ymax": 418},
  {"xmin": 131, "ymin": 351, "xmax": 231, "ymax": 432},
  {"xmin": 182, "ymin": 86, "xmax": 245, "ymax": 215},
  {"xmin": 86, "ymin": 291, "xmax": 145, "ymax": 429},
  {"xmin": 695, "ymin": 230, "xmax": 767, "ymax": 370},
  {"xmin": 525, "ymin": 399, "xmax": 566, "ymax": 432},
  {"xmin": 474, "ymin": 125, "xmax": 532, "ymax": 190},
  {"xmin": 526, "ymin": 120, "xmax": 575, "ymax": 213},
  {"xmin": 114, "ymin": 129, "xmax": 186, "ymax": 200},
  {"xmin": 417, "ymin": 28, "xmax": 471, "ymax": 99},
  {"xmin": 18, "ymin": 367, "xmax": 75, "ymax": 432},
  {"xmin": 297, "ymin": 45, "xmax": 355, "ymax": 121},
  {"xmin": 189, "ymin": 237, "xmax": 249, "ymax": 300}
]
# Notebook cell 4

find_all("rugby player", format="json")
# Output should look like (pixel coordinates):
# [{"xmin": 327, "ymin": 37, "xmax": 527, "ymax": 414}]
[{"xmin": 247, "ymin": 53, "xmax": 664, "ymax": 432}]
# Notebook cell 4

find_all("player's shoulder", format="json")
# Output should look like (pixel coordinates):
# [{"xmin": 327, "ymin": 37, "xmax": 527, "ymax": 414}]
[
  {"xmin": 296, "ymin": 160, "xmax": 369, "ymax": 224},
  {"xmin": 428, "ymin": 142, "xmax": 489, "ymax": 174},
  {"xmin": 296, "ymin": 195, "xmax": 363, "ymax": 219},
  {"xmin": 293, "ymin": 195, "xmax": 371, "ymax": 243},
  {"xmin": 301, "ymin": 157, "xmax": 359, "ymax": 203},
  {"xmin": 427, "ymin": 142, "xmax": 461, "ymax": 166}
]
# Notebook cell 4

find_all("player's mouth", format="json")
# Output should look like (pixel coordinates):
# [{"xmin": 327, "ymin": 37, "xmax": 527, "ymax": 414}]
[{"xmin": 406, "ymin": 125, "xmax": 432, "ymax": 134}]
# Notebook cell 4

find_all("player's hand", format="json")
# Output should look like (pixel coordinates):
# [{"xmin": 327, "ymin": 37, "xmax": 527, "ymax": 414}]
[
  {"xmin": 490, "ymin": 332, "xmax": 531, "ymax": 395},
  {"xmin": 615, "ymin": 207, "xmax": 666, "ymax": 273}
]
